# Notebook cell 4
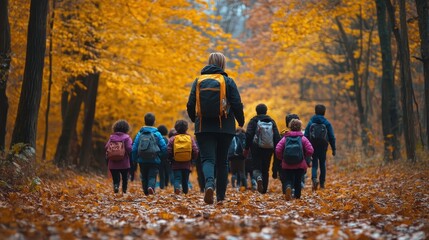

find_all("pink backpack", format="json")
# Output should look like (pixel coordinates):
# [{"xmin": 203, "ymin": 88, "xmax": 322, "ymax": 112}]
[{"xmin": 106, "ymin": 141, "xmax": 126, "ymax": 161}]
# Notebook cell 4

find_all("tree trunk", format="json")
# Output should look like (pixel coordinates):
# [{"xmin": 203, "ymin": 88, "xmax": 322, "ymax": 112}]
[
  {"xmin": 0, "ymin": 0, "xmax": 11, "ymax": 151},
  {"xmin": 415, "ymin": 0, "xmax": 429, "ymax": 149},
  {"xmin": 11, "ymin": 0, "xmax": 49, "ymax": 148},
  {"xmin": 54, "ymin": 79, "xmax": 86, "ymax": 167},
  {"xmin": 79, "ymin": 72, "xmax": 100, "ymax": 170},
  {"xmin": 385, "ymin": 0, "xmax": 417, "ymax": 161},
  {"xmin": 375, "ymin": 0, "xmax": 401, "ymax": 161},
  {"xmin": 398, "ymin": 0, "xmax": 416, "ymax": 161},
  {"xmin": 335, "ymin": 17, "xmax": 371, "ymax": 156},
  {"xmin": 42, "ymin": 0, "xmax": 56, "ymax": 160}
]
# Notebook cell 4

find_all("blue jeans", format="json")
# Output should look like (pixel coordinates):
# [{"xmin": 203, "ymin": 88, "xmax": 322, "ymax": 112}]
[
  {"xmin": 312, "ymin": 147, "xmax": 327, "ymax": 184},
  {"xmin": 139, "ymin": 163, "xmax": 159, "ymax": 195},
  {"xmin": 173, "ymin": 169, "xmax": 190, "ymax": 194},
  {"xmin": 196, "ymin": 133, "xmax": 233, "ymax": 201}
]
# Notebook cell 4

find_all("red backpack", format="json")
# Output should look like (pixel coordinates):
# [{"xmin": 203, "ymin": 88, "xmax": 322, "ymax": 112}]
[{"xmin": 106, "ymin": 141, "xmax": 126, "ymax": 161}]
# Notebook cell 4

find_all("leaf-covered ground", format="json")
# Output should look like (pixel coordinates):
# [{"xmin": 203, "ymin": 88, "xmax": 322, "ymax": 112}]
[{"xmin": 1, "ymin": 158, "xmax": 429, "ymax": 239}]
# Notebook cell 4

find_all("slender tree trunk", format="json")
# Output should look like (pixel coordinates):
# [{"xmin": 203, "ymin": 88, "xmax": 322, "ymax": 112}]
[
  {"xmin": 415, "ymin": 0, "xmax": 429, "ymax": 149},
  {"xmin": 398, "ymin": 0, "xmax": 416, "ymax": 161},
  {"xmin": 385, "ymin": 0, "xmax": 417, "ymax": 161},
  {"xmin": 79, "ymin": 72, "xmax": 100, "ymax": 170},
  {"xmin": 375, "ymin": 0, "xmax": 400, "ymax": 161},
  {"xmin": 335, "ymin": 17, "xmax": 371, "ymax": 156},
  {"xmin": 42, "ymin": 0, "xmax": 56, "ymax": 160},
  {"xmin": 0, "ymin": 0, "xmax": 11, "ymax": 151},
  {"xmin": 54, "ymin": 79, "xmax": 86, "ymax": 167},
  {"xmin": 11, "ymin": 0, "xmax": 49, "ymax": 148}
]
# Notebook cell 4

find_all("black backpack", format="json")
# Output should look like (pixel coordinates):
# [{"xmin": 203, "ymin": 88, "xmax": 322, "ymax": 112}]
[
  {"xmin": 228, "ymin": 132, "xmax": 245, "ymax": 159},
  {"xmin": 283, "ymin": 136, "xmax": 304, "ymax": 165},
  {"xmin": 196, "ymin": 74, "xmax": 228, "ymax": 119},
  {"xmin": 309, "ymin": 123, "xmax": 328, "ymax": 146},
  {"xmin": 138, "ymin": 131, "xmax": 160, "ymax": 160}
]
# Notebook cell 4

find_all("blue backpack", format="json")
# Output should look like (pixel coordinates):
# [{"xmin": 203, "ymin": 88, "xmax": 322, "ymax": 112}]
[
  {"xmin": 228, "ymin": 132, "xmax": 246, "ymax": 159},
  {"xmin": 138, "ymin": 131, "xmax": 160, "ymax": 160},
  {"xmin": 283, "ymin": 136, "xmax": 304, "ymax": 165}
]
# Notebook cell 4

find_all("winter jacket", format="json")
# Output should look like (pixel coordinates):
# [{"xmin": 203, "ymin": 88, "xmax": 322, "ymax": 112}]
[
  {"xmin": 304, "ymin": 115, "xmax": 336, "ymax": 151},
  {"xmin": 105, "ymin": 132, "xmax": 133, "ymax": 169},
  {"xmin": 132, "ymin": 126, "xmax": 167, "ymax": 165},
  {"xmin": 244, "ymin": 114, "xmax": 281, "ymax": 150},
  {"xmin": 167, "ymin": 133, "xmax": 199, "ymax": 170},
  {"xmin": 275, "ymin": 131, "xmax": 314, "ymax": 170},
  {"xmin": 186, "ymin": 65, "xmax": 245, "ymax": 135}
]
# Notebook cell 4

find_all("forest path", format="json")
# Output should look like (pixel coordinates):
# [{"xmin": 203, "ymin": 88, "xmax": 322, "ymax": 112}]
[{"xmin": 1, "ymin": 159, "xmax": 428, "ymax": 239}]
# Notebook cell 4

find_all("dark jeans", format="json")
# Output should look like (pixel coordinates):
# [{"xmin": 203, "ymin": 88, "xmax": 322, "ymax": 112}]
[
  {"xmin": 196, "ymin": 133, "xmax": 233, "ymax": 201},
  {"xmin": 281, "ymin": 168, "xmax": 305, "ymax": 198},
  {"xmin": 195, "ymin": 154, "xmax": 205, "ymax": 193},
  {"xmin": 312, "ymin": 147, "xmax": 327, "ymax": 185},
  {"xmin": 173, "ymin": 169, "xmax": 190, "ymax": 194},
  {"xmin": 110, "ymin": 169, "xmax": 129, "ymax": 193},
  {"xmin": 159, "ymin": 157, "xmax": 171, "ymax": 189},
  {"xmin": 230, "ymin": 158, "xmax": 247, "ymax": 188},
  {"xmin": 251, "ymin": 146, "xmax": 273, "ymax": 193},
  {"xmin": 139, "ymin": 163, "xmax": 159, "ymax": 195}
]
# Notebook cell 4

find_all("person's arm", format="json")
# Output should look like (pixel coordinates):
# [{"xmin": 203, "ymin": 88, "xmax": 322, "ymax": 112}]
[
  {"xmin": 275, "ymin": 136, "xmax": 286, "ymax": 160},
  {"xmin": 186, "ymin": 79, "xmax": 198, "ymax": 123},
  {"xmin": 167, "ymin": 137, "xmax": 174, "ymax": 160},
  {"xmin": 245, "ymin": 118, "xmax": 256, "ymax": 149},
  {"xmin": 191, "ymin": 138, "xmax": 199, "ymax": 160},
  {"xmin": 227, "ymin": 78, "xmax": 245, "ymax": 127},
  {"xmin": 326, "ymin": 122, "xmax": 336, "ymax": 154},
  {"xmin": 272, "ymin": 119, "xmax": 281, "ymax": 147},
  {"xmin": 132, "ymin": 132, "xmax": 141, "ymax": 162},
  {"xmin": 125, "ymin": 136, "xmax": 133, "ymax": 153}
]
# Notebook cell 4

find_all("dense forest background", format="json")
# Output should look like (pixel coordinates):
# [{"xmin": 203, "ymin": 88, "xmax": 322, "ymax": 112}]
[{"xmin": 1, "ymin": 0, "xmax": 428, "ymax": 171}]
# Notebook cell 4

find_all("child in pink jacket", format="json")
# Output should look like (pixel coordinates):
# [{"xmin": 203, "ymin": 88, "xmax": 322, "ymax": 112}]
[{"xmin": 275, "ymin": 119, "xmax": 313, "ymax": 200}]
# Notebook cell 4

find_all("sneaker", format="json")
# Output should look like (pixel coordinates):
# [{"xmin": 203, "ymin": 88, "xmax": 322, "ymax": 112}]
[
  {"xmin": 174, "ymin": 188, "xmax": 180, "ymax": 195},
  {"xmin": 148, "ymin": 187, "xmax": 155, "ymax": 195},
  {"xmin": 204, "ymin": 187, "xmax": 214, "ymax": 204},
  {"xmin": 256, "ymin": 176, "xmax": 263, "ymax": 193},
  {"xmin": 285, "ymin": 185, "xmax": 292, "ymax": 200},
  {"xmin": 114, "ymin": 185, "xmax": 119, "ymax": 193},
  {"xmin": 251, "ymin": 179, "xmax": 257, "ymax": 191},
  {"xmin": 312, "ymin": 178, "xmax": 318, "ymax": 191},
  {"xmin": 320, "ymin": 182, "xmax": 325, "ymax": 189}
]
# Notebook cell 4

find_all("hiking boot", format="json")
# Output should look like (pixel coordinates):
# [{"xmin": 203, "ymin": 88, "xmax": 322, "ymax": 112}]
[
  {"xmin": 174, "ymin": 188, "xmax": 181, "ymax": 195},
  {"xmin": 312, "ymin": 178, "xmax": 319, "ymax": 191},
  {"xmin": 114, "ymin": 184, "xmax": 119, "ymax": 193},
  {"xmin": 256, "ymin": 176, "xmax": 263, "ymax": 193},
  {"xmin": 285, "ymin": 185, "xmax": 292, "ymax": 201},
  {"xmin": 204, "ymin": 187, "xmax": 214, "ymax": 204},
  {"xmin": 148, "ymin": 187, "xmax": 155, "ymax": 195}
]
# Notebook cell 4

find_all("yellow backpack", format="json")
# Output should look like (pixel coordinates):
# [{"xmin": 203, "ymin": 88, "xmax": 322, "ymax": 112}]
[
  {"xmin": 173, "ymin": 134, "xmax": 192, "ymax": 161},
  {"xmin": 196, "ymin": 74, "xmax": 228, "ymax": 128}
]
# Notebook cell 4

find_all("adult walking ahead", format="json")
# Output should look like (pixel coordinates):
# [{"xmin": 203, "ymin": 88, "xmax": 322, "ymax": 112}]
[
  {"xmin": 187, "ymin": 52, "xmax": 245, "ymax": 204},
  {"xmin": 244, "ymin": 104, "xmax": 281, "ymax": 194}
]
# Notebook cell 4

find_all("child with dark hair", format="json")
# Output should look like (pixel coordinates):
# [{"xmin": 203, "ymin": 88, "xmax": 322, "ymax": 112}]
[
  {"xmin": 167, "ymin": 120, "xmax": 199, "ymax": 194},
  {"xmin": 276, "ymin": 119, "xmax": 314, "ymax": 200},
  {"xmin": 244, "ymin": 103, "xmax": 281, "ymax": 194},
  {"xmin": 304, "ymin": 104, "xmax": 336, "ymax": 190},
  {"xmin": 132, "ymin": 113, "xmax": 167, "ymax": 196},
  {"xmin": 105, "ymin": 120, "xmax": 133, "ymax": 194}
]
